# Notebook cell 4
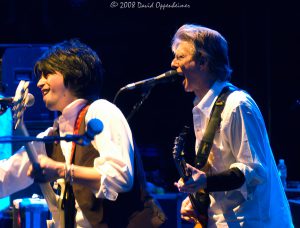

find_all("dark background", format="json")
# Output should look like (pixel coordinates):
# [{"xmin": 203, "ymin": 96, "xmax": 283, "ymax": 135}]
[{"xmin": 0, "ymin": 0, "xmax": 299, "ymax": 192}]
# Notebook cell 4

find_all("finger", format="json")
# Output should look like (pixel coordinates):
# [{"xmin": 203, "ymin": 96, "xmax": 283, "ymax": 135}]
[
  {"xmin": 23, "ymin": 81, "xmax": 30, "ymax": 90},
  {"xmin": 27, "ymin": 164, "xmax": 33, "ymax": 177},
  {"xmin": 177, "ymin": 186, "xmax": 187, "ymax": 193},
  {"xmin": 23, "ymin": 89, "xmax": 28, "ymax": 103},
  {"xmin": 186, "ymin": 163, "xmax": 199, "ymax": 175},
  {"xmin": 174, "ymin": 182, "xmax": 180, "ymax": 188},
  {"xmin": 30, "ymin": 163, "xmax": 48, "ymax": 183},
  {"xmin": 178, "ymin": 178, "xmax": 184, "ymax": 185},
  {"xmin": 185, "ymin": 163, "xmax": 196, "ymax": 171},
  {"xmin": 181, "ymin": 207, "xmax": 198, "ymax": 222},
  {"xmin": 37, "ymin": 155, "xmax": 48, "ymax": 168},
  {"xmin": 32, "ymin": 162, "xmax": 43, "ymax": 176},
  {"xmin": 182, "ymin": 196, "xmax": 190, "ymax": 207},
  {"xmin": 27, "ymin": 163, "xmax": 44, "ymax": 180},
  {"xmin": 37, "ymin": 154, "xmax": 45, "ymax": 161},
  {"xmin": 181, "ymin": 215, "xmax": 196, "ymax": 223},
  {"xmin": 183, "ymin": 178, "xmax": 195, "ymax": 185}
]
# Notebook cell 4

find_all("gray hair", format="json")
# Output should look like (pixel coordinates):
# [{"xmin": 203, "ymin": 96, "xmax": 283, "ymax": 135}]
[{"xmin": 172, "ymin": 24, "xmax": 232, "ymax": 81}]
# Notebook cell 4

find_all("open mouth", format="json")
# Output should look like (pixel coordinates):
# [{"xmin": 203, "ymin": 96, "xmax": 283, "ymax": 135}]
[
  {"xmin": 182, "ymin": 77, "xmax": 187, "ymax": 85},
  {"xmin": 41, "ymin": 89, "xmax": 50, "ymax": 97}
]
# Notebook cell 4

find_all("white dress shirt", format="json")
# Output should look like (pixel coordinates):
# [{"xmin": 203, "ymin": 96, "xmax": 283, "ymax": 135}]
[
  {"xmin": 193, "ymin": 80, "xmax": 294, "ymax": 227},
  {"xmin": 56, "ymin": 99, "xmax": 134, "ymax": 227}
]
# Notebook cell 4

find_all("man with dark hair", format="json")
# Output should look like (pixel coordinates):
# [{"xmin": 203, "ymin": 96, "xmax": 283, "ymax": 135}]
[
  {"xmin": 172, "ymin": 24, "xmax": 293, "ymax": 227},
  {"xmin": 0, "ymin": 39, "xmax": 165, "ymax": 227}
]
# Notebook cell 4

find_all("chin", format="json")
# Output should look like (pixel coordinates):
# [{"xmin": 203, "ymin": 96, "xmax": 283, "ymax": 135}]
[
  {"xmin": 44, "ymin": 103, "xmax": 55, "ymax": 111},
  {"xmin": 183, "ymin": 84, "xmax": 192, "ymax": 92}
]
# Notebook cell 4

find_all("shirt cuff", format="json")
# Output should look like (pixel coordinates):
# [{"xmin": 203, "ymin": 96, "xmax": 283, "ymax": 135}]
[
  {"xmin": 93, "ymin": 157, "xmax": 133, "ymax": 201},
  {"xmin": 229, "ymin": 162, "xmax": 266, "ymax": 200},
  {"xmin": 96, "ymin": 174, "xmax": 118, "ymax": 201}
]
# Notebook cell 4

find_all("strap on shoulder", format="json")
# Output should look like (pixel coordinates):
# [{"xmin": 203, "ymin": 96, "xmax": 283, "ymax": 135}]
[{"xmin": 195, "ymin": 85, "xmax": 237, "ymax": 169}]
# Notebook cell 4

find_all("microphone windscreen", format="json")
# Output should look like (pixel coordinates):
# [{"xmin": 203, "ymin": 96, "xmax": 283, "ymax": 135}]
[
  {"xmin": 26, "ymin": 93, "xmax": 35, "ymax": 107},
  {"xmin": 87, "ymin": 118, "xmax": 104, "ymax": 137},
  {"xmin": 166, "ymin": 70, "xmax": 178, "ymax": 77}
]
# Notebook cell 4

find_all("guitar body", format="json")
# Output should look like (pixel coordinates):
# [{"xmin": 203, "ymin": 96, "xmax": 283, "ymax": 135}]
[
  {"xmin": 189, "ymin": 192, "xmax": 209, "ymax": 228},
  {"xmin": 172, "ymin": 127, "xmax": 209, "ymax": 228},
  {"xmin": 194, "ymin": 223, "xmax": 204, "ymax": 228}
]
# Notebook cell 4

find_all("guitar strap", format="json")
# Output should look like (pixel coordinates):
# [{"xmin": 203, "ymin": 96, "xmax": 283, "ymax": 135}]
[
  {"xmin": 191, "ymin": 85, "xmax": 237, "ymax": 227},
  {"xmin": 62, "ymin": 104, "xmax": 90, "ymax": 228},
  {"xmin": 70, "ymin": 104, "xmax": 91, "ymax": 164},
  {"xmin": 194, "ymin": 85, "xmax": 237, "ymax": 170}
]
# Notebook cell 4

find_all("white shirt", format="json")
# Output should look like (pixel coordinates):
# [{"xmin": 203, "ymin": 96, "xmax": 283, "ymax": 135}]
[
  {"xmin": 193, "ymin": 81, "xmax": 294, "ymax": 227},
  {"xmin": 57, "ymin": 99, "xmax": 134, "ymax": 227},
  {"xmin": 0, "ymin": 99, "xmax": 134, "ymax": 228}
]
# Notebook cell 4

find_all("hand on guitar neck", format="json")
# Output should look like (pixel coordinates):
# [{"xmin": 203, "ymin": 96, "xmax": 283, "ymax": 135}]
[
  {"xmin": 175, "ymin": 166, "xmax": 209, "ymax": 228},
  {"xmin": 174, "ymin": 163, "xmax": 207, "ymax": 193},
  {"xmin": 27, "ymin": 154, "xmax": 66, "ymax": 183},
  {"xmin": 172, "ymin": 127, "xmax": 210, "ymax": 228}
]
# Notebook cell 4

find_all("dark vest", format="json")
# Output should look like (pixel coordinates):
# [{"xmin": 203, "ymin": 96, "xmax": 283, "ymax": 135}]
[{"xmin": 46, "ymin": 117, "xmax": 145, "ymax": 228}]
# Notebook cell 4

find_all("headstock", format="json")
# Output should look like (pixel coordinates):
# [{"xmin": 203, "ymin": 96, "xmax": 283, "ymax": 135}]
[{"xmin": 12, "ymin": 80, "xmax": 34, "ymax": 129}]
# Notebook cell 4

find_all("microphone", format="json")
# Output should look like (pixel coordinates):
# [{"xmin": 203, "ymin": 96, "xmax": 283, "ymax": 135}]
[
  {"xmin": 121, "ymin": 70, "xmax": 179, "ymax": 90},
  {"xmin": 79, "ymin": 118, "xmax": 104, "ymax": 146},
  {"xmin": 0, "ymin": 93, "xmax": 35, "ymax": 107}
]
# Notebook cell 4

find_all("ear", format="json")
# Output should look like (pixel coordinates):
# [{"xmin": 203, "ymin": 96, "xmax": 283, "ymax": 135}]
[{"xmin": 197, "ymin": 56, "xmax": 208, "ymax": 71}]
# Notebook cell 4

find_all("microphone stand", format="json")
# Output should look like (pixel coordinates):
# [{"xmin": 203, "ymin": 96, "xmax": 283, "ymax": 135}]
[
  {"xmin": 113, "ymin": 84, "xmax": 153, "ymax": 122},
  {"xmin": 113, "ymin": 87, "xmax": 125, "ymax": 104},
  {"xmin": 126, "ymin": 86, "xmax": 153, "ymax": 122},
  {"xmin": 0, "ymin": 134, "xmax": 83, "ymax": 145}
]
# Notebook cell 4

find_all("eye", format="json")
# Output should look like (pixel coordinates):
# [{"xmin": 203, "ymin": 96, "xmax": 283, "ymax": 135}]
[
  {"xmin": 38, "ymin": 73, "xmax": 46, "ymax": 80},
  {"xmin": 175, "ymin": 55, "xmax": 185, "ymax": 60}
]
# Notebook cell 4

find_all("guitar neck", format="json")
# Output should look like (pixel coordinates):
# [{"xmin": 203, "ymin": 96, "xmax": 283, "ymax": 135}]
[
  {"xmin": 18, "ymin": 122, "xmax": 39, "ymax": 164},
  {"xmin": 173, "ymin": 156, "xmax": 190, "ymax": 181},
  {"xmin": 19, "ymin": 121, "xmax": 65, "ymax": 226},
  {"xmin": 172, "ymin": 129, "xmax": 209, "ymax": 228},
  {"xmin": 173, "ymin": 152, "xmax": 209, "ymax": 228},
  {"xmin": 12, "ymin": 80, "xmax": 65, "ymax": 227}
]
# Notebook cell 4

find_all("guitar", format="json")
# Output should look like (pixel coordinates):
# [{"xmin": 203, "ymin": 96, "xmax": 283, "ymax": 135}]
[
  {"xmin": 12, "ymin": 80, "xmax": 65, "ymax": 228},
  {"xmin": 172, "ymin": 126, "xmax": 210, "ymax": 228}
]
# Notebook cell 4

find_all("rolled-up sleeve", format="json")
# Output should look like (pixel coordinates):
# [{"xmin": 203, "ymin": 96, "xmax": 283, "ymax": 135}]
[
  {"xmin": 0, "ymin": 127, "xmax": 51, "ymax": 198},
  {"xmin": 0, "ymin": 147, "xmax": 33, "ymax": 197},
  {"xmin": 86, "ymin": 100, "xmax": 134, "ymax": 201},
  {"xmin": 224, "ymin": 96, "xmax": 268, "ymax": 200}
]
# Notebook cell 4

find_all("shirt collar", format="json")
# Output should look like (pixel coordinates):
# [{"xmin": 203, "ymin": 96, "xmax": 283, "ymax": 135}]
[
  {"xmin": 193, "ymin": 80, "xmax": 231, "ymax": 118},
  {"xmin": 58, "ymin": 99, "xmax": 88, "ymax": 128}
]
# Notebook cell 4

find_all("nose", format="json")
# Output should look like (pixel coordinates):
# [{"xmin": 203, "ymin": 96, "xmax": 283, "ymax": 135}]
[
  {"xmin": 171, "ymin": 57, "xmax": 179, "ymax": 69},
  {"xmin": 37, "ymin": 76, "xmax": 46, "ymax": 89}
]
